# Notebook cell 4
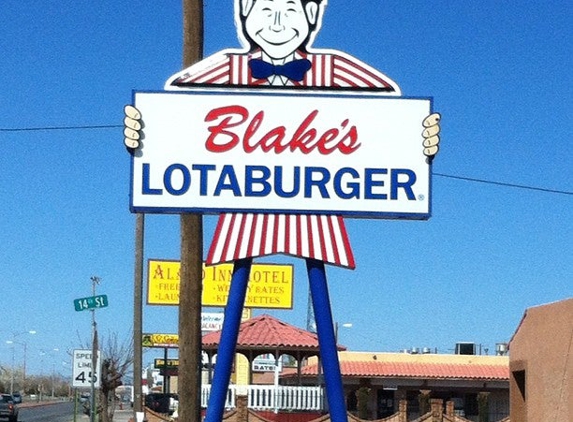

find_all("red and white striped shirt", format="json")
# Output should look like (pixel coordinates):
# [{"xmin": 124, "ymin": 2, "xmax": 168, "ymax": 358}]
[
  {"xmin": 167, "ymin": 49, "xmax": 401, "ymax": 268},
  {"xmin": 207, "ymin": 213, "xmax": 355, "ymax": 269},
  {"xmin": 170, "ymin": 49, "xmax": 400, "ymax": 90}
]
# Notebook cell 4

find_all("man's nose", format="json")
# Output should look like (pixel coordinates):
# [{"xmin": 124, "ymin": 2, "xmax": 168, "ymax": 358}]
[{"xmin": 270, "ymin": 11, "xmax": 285, "ymax": 31}]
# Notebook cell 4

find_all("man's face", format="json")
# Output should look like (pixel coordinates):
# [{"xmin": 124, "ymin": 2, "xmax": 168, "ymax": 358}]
[{"xmin": 245, "ymin": 0, "xmax": 315, "ymax": 59}]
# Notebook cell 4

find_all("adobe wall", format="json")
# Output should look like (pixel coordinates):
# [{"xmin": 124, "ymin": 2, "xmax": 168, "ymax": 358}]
[{"xmin": 510, "ymin": 298, "xmax": 572, "ymax": 421}]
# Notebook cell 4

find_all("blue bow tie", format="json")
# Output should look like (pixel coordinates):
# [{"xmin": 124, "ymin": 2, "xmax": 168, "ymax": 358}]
[{"xmin": 249, "ymin": 58, "xmax": 312, "ymax": 82}]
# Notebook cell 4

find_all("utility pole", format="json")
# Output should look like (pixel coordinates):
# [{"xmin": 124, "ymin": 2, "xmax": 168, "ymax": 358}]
[
  {"xmin": 179, "ymin": 1, "xmax": 204, "ymax": 421},
  {"xmin": 132, "ymin": 213, "xmax": 145, "ymax": 421},
  {"xmin": 90, "ymin": 276, "xmax": 100, "ymax": 422}
]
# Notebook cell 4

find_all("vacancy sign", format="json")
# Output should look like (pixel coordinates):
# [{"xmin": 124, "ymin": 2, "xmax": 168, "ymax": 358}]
[{"xmin": 130, "ymin": 88, "xmax": 432, "ymax": 219}]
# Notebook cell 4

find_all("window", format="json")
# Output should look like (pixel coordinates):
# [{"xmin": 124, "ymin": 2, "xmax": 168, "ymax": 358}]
[{"xmin": 512, "ymin": 370, "xmax": 526, "ymax": 400}]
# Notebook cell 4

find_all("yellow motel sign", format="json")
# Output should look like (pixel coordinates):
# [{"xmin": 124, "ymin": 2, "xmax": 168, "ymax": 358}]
[{"xmin": 147, "ymin": 260, "xmax": 293, "ymax": 309}]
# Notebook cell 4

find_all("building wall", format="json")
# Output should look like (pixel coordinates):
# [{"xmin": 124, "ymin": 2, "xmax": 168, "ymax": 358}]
[
  {"xmin": 509, "ymin": 298, "xmax": 573, "ymax": 421},
  {"xmin": 291, "ymin": 352, "xmax": 510, "ymax": 420}
]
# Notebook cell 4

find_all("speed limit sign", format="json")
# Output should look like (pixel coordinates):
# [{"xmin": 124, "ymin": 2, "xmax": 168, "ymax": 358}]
[{"xmin": 72, "ymin": 349, "xmax": 101, "ymax": 388}]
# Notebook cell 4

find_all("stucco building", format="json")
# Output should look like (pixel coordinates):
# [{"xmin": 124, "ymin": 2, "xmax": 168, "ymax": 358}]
[
  {"xmin": 509, "ymin": 297, "xmax": 573, "ymax": 421},
  {"xmin": 287, "ymin": 351, "xmax": 510, "ymax": 421}
]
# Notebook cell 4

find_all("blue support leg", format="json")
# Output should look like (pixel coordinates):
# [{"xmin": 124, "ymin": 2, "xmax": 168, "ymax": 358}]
[
  {"xmin": 204, "ymin": 258, "xmax": 252, "ymax": 422},
  {"xmin": 306, "ymin": 258, "xmax": 347, "ymax": 422}
]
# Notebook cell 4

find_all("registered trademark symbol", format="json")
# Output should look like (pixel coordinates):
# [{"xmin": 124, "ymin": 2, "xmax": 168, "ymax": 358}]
[{"xmin": 418, "ymin": 194, "xmax": 425, "ymax": 201}]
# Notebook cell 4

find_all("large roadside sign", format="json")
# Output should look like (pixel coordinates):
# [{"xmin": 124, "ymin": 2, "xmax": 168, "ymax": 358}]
[
  {"xmin": 130, "ymin": 89, "xmax": 432, "ymax": 219},
  {"xmin": 147, "ymin": 259, "xmax": 293, "ymax": 308},
  {"xmin": 72, "ymin": 349, "xmax": 101, "ymax": 388},
  {"xmin": 142, "ymin": 333, "xmax": 179, "ymax": 348}
]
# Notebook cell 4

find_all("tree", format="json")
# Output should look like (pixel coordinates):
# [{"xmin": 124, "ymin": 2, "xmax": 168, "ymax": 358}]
[
  {"xmin": 418, "ymin": 390, "xmax": 431, "ymax": 417},
  {"xmin": 477, "ymin": 392, "xmax": 490, "ymax": 422},
  {"xmin": 357, "ymin": 387, "xmax": 370, "ymax": 420},
  {"xmin": 79, "ymin": 331, "xmax": 133, "ymax": 422},
  {"xmin": 0, "ymin": 366, "xmax": 6, "ymax": 392}
]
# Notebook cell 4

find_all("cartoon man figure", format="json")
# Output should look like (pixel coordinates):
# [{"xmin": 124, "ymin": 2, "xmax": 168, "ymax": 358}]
[
  {"xmin": 127, "ymin": 0, "xmax": 440, "ymax": 268},
  {"xmin": 166, "ymin": 0, "xmax": 403, "ymax": 92},
  {"xmin": 125, "ymin": 1, "xmax": 440, "ymax": 420}
]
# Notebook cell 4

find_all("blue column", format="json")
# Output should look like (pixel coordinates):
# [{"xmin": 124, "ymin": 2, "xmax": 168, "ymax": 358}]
[
  {"xmin": 306, "ymin": 258, "xmax": 347, "ymax": 422},
  {"xmin": 204, "ymin": 258, "xmax": 252, "ymax": 422}
]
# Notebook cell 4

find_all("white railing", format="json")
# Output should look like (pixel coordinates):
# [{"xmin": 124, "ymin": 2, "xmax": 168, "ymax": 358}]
[{"xmin": 200, "ymin": 384, "xmax": 324, "ymax": 411}]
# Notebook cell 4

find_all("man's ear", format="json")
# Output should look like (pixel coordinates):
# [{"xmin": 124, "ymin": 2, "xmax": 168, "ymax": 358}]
[
  {"xmin": 241, "ymin": 0, "xmax": 255, "ymax": 17},
  {"xmin": 305, "ymin": 1, "xmax": 319, "ymax": 25}
]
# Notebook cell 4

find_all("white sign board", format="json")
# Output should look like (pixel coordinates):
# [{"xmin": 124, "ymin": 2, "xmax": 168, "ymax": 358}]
[
  {"xmin": 72, "ymin": 349, "xmax": 101, "ymax": 388},
  {"xmin": 201, "ymin": 312, "xmax": 224, "ymax": 332},
  {"xmin": 130, "ymin": 88, "xmax": 432, "ymax": 219},
  {"xmin": 252, "ymin": 357, "xmax": 282, "ymax": 373}
]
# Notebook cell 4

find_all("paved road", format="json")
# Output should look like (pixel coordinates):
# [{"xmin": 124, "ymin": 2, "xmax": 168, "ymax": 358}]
[
  {"xmin": 18, "ymin": 402, "xmax": 133, "ymax": 422},
  {"xmin": 18, "ymin": 401, "xmax": 75, "ymax": 422}
]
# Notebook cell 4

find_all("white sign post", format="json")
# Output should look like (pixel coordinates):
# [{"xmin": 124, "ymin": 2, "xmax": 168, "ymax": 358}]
[
  {"xmin": 131, "ymin": 88, "xmax": 432, "ymax": 219},
  {"xmin": 72, "ymin": 349, "xmax": 101, "ymax": 388}
]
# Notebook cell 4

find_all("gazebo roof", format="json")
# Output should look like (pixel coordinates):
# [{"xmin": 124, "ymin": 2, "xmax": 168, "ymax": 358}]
[{"xmin": 202, "ymin": 313, "xmax": 345, "ymax": 359}]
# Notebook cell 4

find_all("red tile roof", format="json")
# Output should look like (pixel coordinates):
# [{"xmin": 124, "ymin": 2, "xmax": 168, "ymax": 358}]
[
  {"xmin": 202, "ymin": 314, "xmax": 345, "ymax": 351},
  {"xmin": 201, "ymin": 315, "xmax": 508, "ymax": 382},
  {"xmin": 294, "ymin": 360, "xmax": 509, "ymax": 381}
]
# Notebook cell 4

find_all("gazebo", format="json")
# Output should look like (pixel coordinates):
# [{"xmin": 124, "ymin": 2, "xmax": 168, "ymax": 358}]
[{"xmin": 202, "ymin": 313, "xmax": 346, "ymax": 385}]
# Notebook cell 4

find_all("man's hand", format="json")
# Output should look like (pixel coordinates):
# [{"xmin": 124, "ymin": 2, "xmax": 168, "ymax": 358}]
[
  {"xmin": 124, "ymin": 105, "xmax": 143, "ymax": 152},
  {"xmin": 422, "ymin": 113, "xmax": 441, "ymax": 159}
]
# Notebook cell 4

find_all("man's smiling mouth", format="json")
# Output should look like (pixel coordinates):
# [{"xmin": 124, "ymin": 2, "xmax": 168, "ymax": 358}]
[{"xmin": 257, "ymin": 31, "xmax": 298, "ymax": 46}]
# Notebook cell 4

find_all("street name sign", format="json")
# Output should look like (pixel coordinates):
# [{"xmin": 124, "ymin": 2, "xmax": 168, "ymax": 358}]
[{"xmin": 73, "ymin": 294, "xmax": 109, "ymax": 312}]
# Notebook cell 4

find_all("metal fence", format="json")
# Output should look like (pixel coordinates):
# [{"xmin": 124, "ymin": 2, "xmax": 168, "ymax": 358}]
[{"xmin": 201, "ymin": 384, "xmax": 324, "ymax": 411}]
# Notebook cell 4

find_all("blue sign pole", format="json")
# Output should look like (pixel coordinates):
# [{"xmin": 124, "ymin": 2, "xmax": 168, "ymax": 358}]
[
  {"xmin": 307, "ymin": 258, "xmax": 347, "ymax": 422},
  {"xmin": 205, "ymin": 258, "xmax": 252, "ymax": 422}
]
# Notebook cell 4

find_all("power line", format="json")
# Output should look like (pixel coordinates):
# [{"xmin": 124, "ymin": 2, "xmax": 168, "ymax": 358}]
[
  {"xmin": 0, "ymin": 124, "xmax": 121, "ymax": 132},
  {"xmin": 434, "ymin": 173, "xmax": 573, "ymax": 196},
  {"xmin": 1, "ymin": 123, "xmax": 572, "ymax": 196}
]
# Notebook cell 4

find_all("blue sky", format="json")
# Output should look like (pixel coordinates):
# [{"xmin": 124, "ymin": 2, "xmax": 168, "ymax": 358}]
[{"xmin": 1, "ymin": 0, "xmax": 571, "ymax": 377}]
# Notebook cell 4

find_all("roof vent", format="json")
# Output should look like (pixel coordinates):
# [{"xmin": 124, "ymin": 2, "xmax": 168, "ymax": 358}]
[{"xmin": 496, "ymin": 342, "xmax": 509, "ymax": 356}]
